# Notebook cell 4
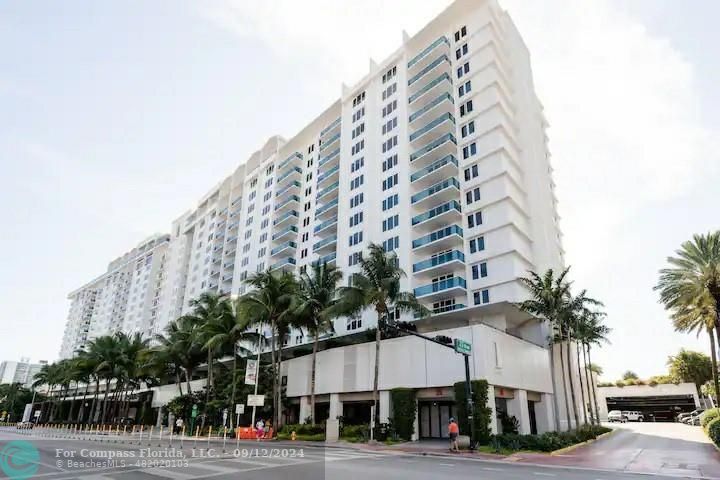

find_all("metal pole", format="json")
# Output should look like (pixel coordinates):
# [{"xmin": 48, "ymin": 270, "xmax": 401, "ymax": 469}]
[
  {"xmin": 250, "ymin": 335, "xmax": 263, "ymax": 428},
  {"xmin": 464, "ymin": 354, "xmax": 476, "ymax": 450}
]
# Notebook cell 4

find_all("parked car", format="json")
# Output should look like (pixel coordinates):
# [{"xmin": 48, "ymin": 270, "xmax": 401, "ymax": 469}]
[
  {"xmin": 622, "ymin": 411, "xmax": 645, "ymax": 422},
  {"xmin": 608, "ymin": 410, "xmax": 627, "ymax": 423}
]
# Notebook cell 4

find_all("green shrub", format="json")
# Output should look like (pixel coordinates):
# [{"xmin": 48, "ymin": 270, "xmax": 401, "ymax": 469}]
[
  {"xmin": 707, "ymin": 417, "xmax": 720, "ymax": 446},
  {"xmin": 454, "ymin": 380, "xmax": 492, "ymax": 444},
  {"xmin": 390, "ymin": 388, "xmax": 417, "ymax": 440},
  {"xmin": 702, "ymin": 409, "xmax": 720, "ymax": 429},
  {"xmin": 340, "ymin": 424, "xmax": 369, "ymax": 442},
  {"xmin": 489, "ymin": 425, "xmax": 610, "ymax": 452},
  {"xmin": 279, "ymin": 423, "xmax": 325, "ymax": 436}
]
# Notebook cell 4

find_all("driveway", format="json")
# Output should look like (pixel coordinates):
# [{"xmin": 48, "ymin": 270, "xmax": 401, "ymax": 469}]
[{"xmin": 514, "ymin": 422, "xmax": 720, "ymax": 478}]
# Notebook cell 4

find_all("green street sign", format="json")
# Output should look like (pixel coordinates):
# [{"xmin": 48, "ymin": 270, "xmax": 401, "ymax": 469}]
[
  {"xmin": 454, "ymin": 338, "xmax": 472, "ymax": 355},
  {"xmin": 191, "ymin": 404, "xmax": 198, "ymax": 418}
]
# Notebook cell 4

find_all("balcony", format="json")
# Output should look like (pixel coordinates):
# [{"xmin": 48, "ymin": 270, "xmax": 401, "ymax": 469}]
[
  {"xmin": 277, "ymin": 166, "xmax": 302, "ymax": 185},
  {"xmin": 320, "ymin": 117, "xmax": 341, "ymax": 139},
  {"xmin": 210, "ymin": 268, "xmax": 220, "ymax": 277},
  {"xmin": 226, "ymin": 235, "xmax": 238, "ymax": 244},
  {"xmin": 223, "ymin": 261, "xmax": 234, "ymax": 269},
  {"xmin": 408, "ymin": 73, "xmax": 453, "ymax": 106},
  {"xmin": 408, "ymin": 54, "xmax": 451, "ymax": 89},
  {"xmin": 315, "ymin": 198, "xmax": 338, "ymax": 219},
  {"xmin": 271, "ymin": 257, "xmax": 296, "ymax": 272},
  {"xmin": 277, "ymin": 152, "xmax": 302, "ymax": 172},
  {"xmin": 411, "ymin": 177, "xmax": 460, "ymax": 208},
  {"xmin": 318, "ymin": 148, "xmax": 340, "ymax": 169},
  {"xmin": 272, "ymin": 225, "xmax": 298, "ymax": 241},
  {"xmin": 413, "ymin": 250, "xmax": 465, "ymax": 276},
  {"xmin": 409, "ymin": 112, "xmax": 455, "ymax": 144},
  {"xmin": 410, "ymin": 133, "xmax": 457, "ymax": 166},
  {"xmin": 414, "ymin": 277, "xmax": 467, "ymax": 300},
  {"xmin": 271, "ymin": 241, "xmax": 297, "ymax": 256},
  {"xmin": 314, "ymin": 216, "xmax": 338, "ymax": 235},
  {"xmin": 222, "ymin": 273, "xmax": 233, "ymax": 283},
  {"xmin": 227, "ymin": 220, "xmax": 239, "ymax": 230},
  {"xmin": 312, "ymin": 252, "xmax": 337, "ymax": 267},
  {"xmin": 275, "ymin": 181, "xmax": 301, "ymax": 201},
  {"xmin": 409, "ymin": 92, "xmax": 454, "ymax": 125},
  {"xmin": 316, "ymin": 181, "xmax": 339, "ymax": 202},
  {"xmin": 319, "ymin": 132, "xmax": 340, "ymax": 152},
  {"xmin": 412, "ymin": 200, "xmax": 462, "ymax": 229},
  {"xmin": 412, "ymin": 225, "xmax": 464, "ymax": 252},
  {"xmin": 212, "ymin": 256, "xmax": 222, "ymax": 265},
  {"xmin": 415, "ymin": 302, "xmax": 467, "ymax": 318},
  {"xmin": 407, "ymin": 36, "xmax": 450, "ymax": 70},
  {"xmin": 273, "ymin": 210, "xmax": 299, "ymax": 228},
  {"xmin": 274, "ymin": 194, "xmax": 301, "ymax": 213},
  {"xmin": 410, "ymin": 155, "xmax": 458, "ymax": 187},
  {"xmin": 317, "ymin": 164, "xmax": 340, "ymax": 187},
  {"xmin": 313, "ymin": 235, "xmax": 337, "ymax": 253}
]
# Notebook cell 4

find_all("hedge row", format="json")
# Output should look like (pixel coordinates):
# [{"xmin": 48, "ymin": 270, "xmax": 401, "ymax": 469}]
[
  {"xmin": 490, "ymin": 425, "xmax": 611, "ymax": 452},
  {"xmin": 701, "ymin": 409, "xmax": 720, "ymax": 429}
]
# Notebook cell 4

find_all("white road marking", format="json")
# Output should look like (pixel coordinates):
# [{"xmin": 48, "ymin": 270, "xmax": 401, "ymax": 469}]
[
  {"xmin": 483, "ymin": 467, "xmax": 502, "ymax": 471},
  {"xmin": 533, "ymin": 472, "xmax": 555, "ymax": 477},
  {"xmin": 439, "ymin": 463, "xmax": 455, "ymax": 467}
]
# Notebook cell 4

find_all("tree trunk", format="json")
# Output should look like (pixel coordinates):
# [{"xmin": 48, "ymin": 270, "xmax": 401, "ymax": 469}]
[
  {"xmin": 101, "ymin": 380, "xmax": 111, "ymax": 423},
  {"xmin": 548, "ymin": 342, "xmax": 561, "ymax": 431},
  {"xmin": 582, "ymin": 344, "xmax": 596, "ymax": 425},
  {"xmin": 176, "ymin": 372, "xmax": 184, "ymax": 396},
  {"xmin": 576, "ymin": 342, "xmax": 588, "ymax": 425},
  {"xmin": 310, "ymin": 332, "xmax": 319, "ymax": 425},
  {"xmin": 709, "ymin": 329, "xmax": 720, "ymax": 406},
  {"xmin": 586, "ymin": 345, "xmax": 601, "ymax": 425},
  {"xmin": 89, "ymin": 379, "xmax": 100, "ymax": 423},
  {"xmin": 277, "ymin": 337, "xmax": 284, "ymax": 430},
  {"xmin": 558, "ymin": 343, "xmax": 572, "ymax": 431},
  {"xmin": 205, "ymin": 350, "xmax": 213, "ymax": 408},
  {"xmin": 230, "ymin": 353, "xmax": 237, "ymax": 430},
  {"xmin": 372, "ymin": 310, "xmax": 382, "ymax": 433},
  {"xmin": 270, "ymin": 320, "xmax": 278, "ymax": 430},
  {"xmin": 185, "ymin": 368, "xmax": 193, "ymax": 394},
  {"xmin": 565, "ymin": 340, "xmax": 580, "ymax": 429},
  {"xmin": 77, "ymin": 382, "xmax": 90, "ymax": 423},
  {"xmin": 66, "ymin": 382, "xmax": 76, "ymax": 422}
]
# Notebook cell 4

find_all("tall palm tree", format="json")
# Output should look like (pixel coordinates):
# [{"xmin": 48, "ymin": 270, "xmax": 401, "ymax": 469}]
[
  {"xmin": 155, "ymin": 316, "xmax": 206, "ymax": 394},
  {"xmin": 295, "ymin": 262, "xmax": 343, "ymax": 424},
  {"xmin": 575, "ymin": 309, "xmax": 608, "ymax": 425},
  {"xmin": 236, "ymin": 270, "xmax": 299, "ymax": 428},
  {"xmin": 335, "ymin": 244, "xmax": 429, "ymax": 432},
  {"xmin": 657, "ymin": 232, "xmax": 720, "ymax": 400},
  {"xmin": 202, "ymin": 302, "xmax": 259, "ymax": 428},
  {"xmin": 517, "ymin": 268, "xmax": 572, "ymax": 430},
  {"xmin": 582, "ymin": 313, "xmax": 610, "ymax": 424},
  {"xmin": 32, "ymin": 363, "xmax": 58, "ymax": 422}
]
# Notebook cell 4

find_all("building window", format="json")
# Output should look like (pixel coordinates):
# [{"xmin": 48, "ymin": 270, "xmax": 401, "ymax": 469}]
[
  {"xmin": 462, "ymin": 142, "xmax": 477, "ymax": 160},
  {"xmin": 383, "ymin": 236, "xmax": 400, "ymax": 252},
  {"xmin": 472, "ymin": 262, "xmax": 488, "ymax": 279},
  {"xmin": 382, "ymin": 136, "xmax": 398, "ymax": 153},
  {"xmin": 474, "ymin": 289, "xmax": 490, "ymax": 305},
  {"xmin": 301, "ymin": 232, "xmax": 309, "ymax": 242},
  {"xmin": 456, "ymin": 62, "xmax": 470, "ymax": 79},
  {"xmin": 348, "ymin": 251, "xmax": 363, "ymax": 266},
  {"xmin": 467, "ymin": 211, "xmax": 483, "ymax": 228},
  {"xmin": 382, "ymin": 117, "xmax": 398, "ymax": 135},
  {"xmin": 349, "ymin": 211, "xmax": 364, "ymax": 227},
  {"xmin": 455, "ymin": 43, "xmax": 469, "ymax": 60},
  {"xmin": 382, "ymin": 173, "xmax": 399, "ymax": 191},
  {"xmin": 464, "ymin": 164, "xmax": 479, "ymax": 181},
  {"xmin": 382, "ymin": 154, "xmax": 398, "ymax": 172},
  {"xmin": 469, "ymin": 236, "xmax": 485, "ymax": 253},
  {"xmin": 465, "ymin": 187, "xmax": 481, "ymax": 205},
  {"xmin": 454, "ymin": 26, "xmax": 467, "ymax": 43},
  {"xmin": 301, "ymin": 248, "xmax": 308, "ymax": 258},
  {"xmin": 352, "ymin": 91, "xmax": 366, "ymax": 107},
  {"xmin": 460, "ymin": 100, "xmax": 474, "ymax": 117},
  {"xmin": 261, "ymin": 218, "xmax": 269, "ymax": 229},
  {"xmin": 458, "ymin": 80, "xmax": 472, "ymax": 97},
  {"xmin": 351, "ymin": 140, "xmax": 365, "ymax": 155},
  {"xmin": 350, "ymin": 174, "xmax": 364, "ymax": 190},
  {"xmin": 303, "ymin": 217, "xmax": 310, "ymax": 227},
  {"xmin": 461, "ymin": 121, "xmax": 475, "ymax": 138},
  {"xmin": 382, "ymin": 193, "xmax": 399, "ymax": 211},
  {"xmin": 351, "ymin": 157, "xmax": 364, "ymax": 172},
  {"xmin": 382, "ymin": 66, "xmax": 397, "ymax": 84},
  {"xmin": 382, "ymin": 214, "xmax": 399, "ymax": 232},
  {"xmin": 350, "ymin": 192, "xmax": 364, "ymax": 208},
  {"xmin": 347, "ymin": 316, "xmax": 362, "ymax": 331},
  {"xmin": 349, "ymin": 232, "xmax": 363, "ymax": 246},
  {"xmin": 382, "ymin": 99, "xmax": 398, "ymax": 118}
]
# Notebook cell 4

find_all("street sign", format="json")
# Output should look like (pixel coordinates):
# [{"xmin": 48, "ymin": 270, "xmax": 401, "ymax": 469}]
[
  {"xmin": 244, "ymin": 359, "xmax": 258, "ymax": 385},
  {"xmin": 191, "ymin": 404, "xmax": 198, "ymax": 418},
  {"xmin": 34, "ymin": 410, "xmax": 40, "ymax": 417},
  {"xmin": 222, "ymin": 409, "xmax": 228, "ymax": 426},
  {"xmin": 454, "ymin": 338, "xmax": 472, "ymax": 355},
  {"xmin": 235, "ymin": 404, "xmax": 245, "ymax": 414},
  {"xmin": 247, "ymin": 395, "xmax": 265, "ymax": 407}
]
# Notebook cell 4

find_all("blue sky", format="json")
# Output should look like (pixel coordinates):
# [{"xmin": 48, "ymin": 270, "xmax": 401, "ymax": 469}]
[{"xmin": 1, "ymin": 0, "xmax": 718, "ymax": 381}]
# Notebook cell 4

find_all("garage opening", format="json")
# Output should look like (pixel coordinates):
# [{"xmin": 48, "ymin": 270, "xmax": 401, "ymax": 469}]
[{"xmin": 606, "ymin": 394, "xmax": 696, "ymax": 422}]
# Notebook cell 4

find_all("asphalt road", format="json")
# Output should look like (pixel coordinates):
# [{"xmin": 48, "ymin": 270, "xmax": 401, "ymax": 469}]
[{"xmin": 0, "ymin": 426, "xmax": 711, "ymax": 480}]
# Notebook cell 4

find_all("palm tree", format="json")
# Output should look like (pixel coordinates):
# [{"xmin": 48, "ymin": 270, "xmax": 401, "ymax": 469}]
[
  {"xmin": 155, "ymin": 316, "xmax": 206, "ymax": 395},
  {"xmin": 656, "ymin": 232, "xmax": 720, "ymax": 401},
  {"xmin": 202, "ymin": 301, "xmax": 259, "ymax": 428},
  {"xmin": 575, "ymin": 310, "xmax": 608, "ymax": 425},
  {"xmin": 32, "ymin": 363, "xmax": 59, "ymax": 422},
  {"xmin": 235, "ymin": 270, "xmax": 299, "ymax": 428},
  {"xmin": 517, "ymin": 268, "xmax": 572, "ymax": 430},
  {"xmin": 295, "ymin": 262, "xmax": 343, "ymax": 424},
  {"xmin": 335, "ymin": 244, "xmax": 429, "ymax": 433}
]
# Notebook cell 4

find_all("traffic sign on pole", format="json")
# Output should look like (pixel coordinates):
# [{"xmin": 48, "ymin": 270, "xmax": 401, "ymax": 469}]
[{"xmin": 454, "ymin": 338, "xmax": 472, "ymax": 355}]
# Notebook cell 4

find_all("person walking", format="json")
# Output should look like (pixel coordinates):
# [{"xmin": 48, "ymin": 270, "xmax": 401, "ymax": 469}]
[
  {"xmin": 255, "ymin": 418, "xmax": 265, "ymax": 441},
  {"xmin": 175, "ymin": 417, "xmax": 184, "ymax": 435},
  {"xmin": 448, "ymin": 417, "xmax": 460, "ymax": 452}
]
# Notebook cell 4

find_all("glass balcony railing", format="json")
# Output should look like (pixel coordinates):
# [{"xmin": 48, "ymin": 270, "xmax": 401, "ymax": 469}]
[
  {"xmin": 413, "ymin": 250, "xmax": 465, "ymax": 273},
  {"xmin": 271, "ymin": 241, "xmax": 297, "ymax": 256},
  {"xmin": 410, "ymin": 133, "xmax": 457, "ymax": 162},
  {"xmin": 312, "ymin": 252, "xmax": 337, "ymax": 267},
  {"xmin": 277, "ymin": 166, "xmax": 302, "ymax": 183},
  {"xmin": 407, "ymin": 36, "xmax": 450, "ymax": 69},
  {"xmin": 408, "ymin": 54, "xmax": 451, "ymax": 87},
  {"xmin": 316, "ymin": 181, "xmax": 339, "ymax": 200},
  {"xmin": 410, "ymin": 113, "xmax": 455, "ymax": 143},
  {"xmin": 319, "ymin": 132, "xmax": 341, "ymax": 152},
  {"xmin": 228, "ymin": 221, "xmax": 239, "ymax": 230},
  {"xmin": 318, "ymin": 148, "xmax": 340, "ymax": 168},
  {"xmin": 412, "ymin": 225, "xmax": 463, "ymax": 249},
  {"xmin": 412, "ymin": 200, "xmax": 462, "ymax": 225},
  {"xmin": 315, "ymin": 198, "xmax": 339, "ymax": 216},
  {"xmin": 273, "ymin": 210, "xmax": 299, "ymax": 226},
  {"xmin": 222, "ymin": 274, "xmax": 233, "ymax": 282},
  {"xmin": 314, "ymin": 216, "xmax": 338, "ymax": 234},
  {"xmin": 223, "ymin": 261, "xmax": 234, "ymax": 269},
  {"xmin": 409, "ymin": 73, "xmax": 453, "ymax": 104},
  {"xmin": 272, "ymin": 225, "xmax": 298, "ymax": 241},
  {"xmin": 415, "ymin": 303, "xmax": 466, "ymax": 318},
  {"xmin": 409, "ymin": 93, "xmax": 454, "ymax": 123},
  {"xmin": 414, "ymin": 277, "xmax": 467, "ymax": 297},
  {"xmin": 313, "ymin": 235, "xmax": 337, "ymax": 251},
  {"xmin": 274, "ymin": 195, "xmax": 301, "ymax": 211},
  {"xmin": 411, "ymin": 177, "xmax": 460, "ymax": 204},
  {"xmin": 271, "ymin": 258, "xmax": 296, "ymax": 270},
  {"xmin": 275, "ymin": 181, "xmax": 301, "ymax": 198},
  {"xmin": 410, "ymin": 155, "xmax": 458, "ymax": 183},
  {"xmin": 320, "ymin": 117, "xmax": 341, "ymax": 137},
  {"xmin": 278, "ymin": 152, "xmax": 302, "ymax": 171},
  {"xmin": 317, "ymin": 164, "xmax": 340, "ymax": 183}
]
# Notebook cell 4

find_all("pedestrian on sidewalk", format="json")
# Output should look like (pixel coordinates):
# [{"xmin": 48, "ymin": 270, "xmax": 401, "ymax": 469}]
[
  {"xmin": 255, "ymin": 418, "xmax": 265, "ymax": 441},
  {"xmin": 448, "ymin": 417, "xmax": 460, "ymax": 452}
]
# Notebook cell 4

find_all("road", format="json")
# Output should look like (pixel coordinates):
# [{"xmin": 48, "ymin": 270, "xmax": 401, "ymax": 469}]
[{"xmin": 1, "ymin": 425, "xmax": 714, "ymax": 480}]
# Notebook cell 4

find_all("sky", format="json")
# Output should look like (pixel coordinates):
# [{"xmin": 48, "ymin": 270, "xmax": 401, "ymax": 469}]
[{"xmin": 1, "ymin": 0, "xmax": 718, "ymax": 381}]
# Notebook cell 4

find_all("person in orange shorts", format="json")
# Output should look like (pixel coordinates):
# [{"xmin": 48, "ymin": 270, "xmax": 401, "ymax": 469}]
[{"xmin": 448, "ymin": 417, "xmax": 460, "ymax": 452}]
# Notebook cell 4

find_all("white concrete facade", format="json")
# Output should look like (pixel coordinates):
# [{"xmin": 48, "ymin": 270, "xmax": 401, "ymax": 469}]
[
  {"xmin": 0, "ymin": 358, "xmax": 48, "ymax": 389},
  {"xmin": 58, "ymin": 0, "xmax": 572, "ymax": 434}
]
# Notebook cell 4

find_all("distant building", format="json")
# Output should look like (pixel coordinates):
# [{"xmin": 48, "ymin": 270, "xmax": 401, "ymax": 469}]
[{"xmin": 0, "ymin": 358, "xmax": 48, "ymax": 389}]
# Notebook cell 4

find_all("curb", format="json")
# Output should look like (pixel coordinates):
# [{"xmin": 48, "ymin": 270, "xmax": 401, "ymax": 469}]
[{"xmin": 550, "ymin": 429, "xmax": 616, "ymax": 456}]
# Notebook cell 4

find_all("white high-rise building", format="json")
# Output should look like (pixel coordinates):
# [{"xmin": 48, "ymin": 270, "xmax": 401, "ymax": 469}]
[
  {"xmin": 60, "ymin": 0, "xmax": 579, "ymax": 434},
  {"xmin": 0, "ymin": 358, "xmax": 49, "ymax": 389}
]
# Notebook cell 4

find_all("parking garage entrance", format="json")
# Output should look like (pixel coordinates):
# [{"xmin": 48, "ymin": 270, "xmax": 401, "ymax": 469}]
[{"xmin": 606, "ymin": 394, "xmax": 697, "ymax": 422}]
